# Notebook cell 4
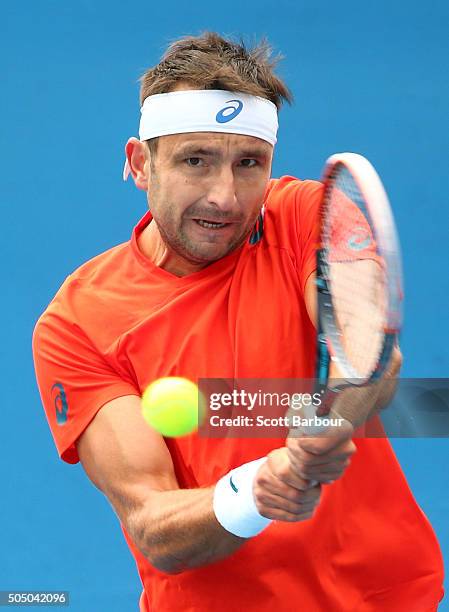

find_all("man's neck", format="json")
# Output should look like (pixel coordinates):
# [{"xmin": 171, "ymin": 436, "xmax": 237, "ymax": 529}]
[{"xmin": 137, "ymin": 219, "xmax": 207, "ymax": 277}]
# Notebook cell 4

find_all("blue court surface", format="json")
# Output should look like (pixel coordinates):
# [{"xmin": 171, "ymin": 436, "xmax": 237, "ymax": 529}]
[{"xmin": 2, "ymin": 1, "xmax": 448, "ymax": 609}]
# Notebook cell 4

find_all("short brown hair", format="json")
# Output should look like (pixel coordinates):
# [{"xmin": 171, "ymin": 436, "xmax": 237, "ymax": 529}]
[{"xmin": 140, "ymin": 32, "xmax": 292, "ymax": 109}]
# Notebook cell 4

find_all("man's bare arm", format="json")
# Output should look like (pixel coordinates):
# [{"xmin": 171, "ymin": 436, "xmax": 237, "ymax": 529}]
[
  {"xmin": 76, "ymin": 395, "xmax": 245, "ymax": 574},
  {"xmin": 76, "ymin": 395, "xmax": 320, "ymax": 574}
]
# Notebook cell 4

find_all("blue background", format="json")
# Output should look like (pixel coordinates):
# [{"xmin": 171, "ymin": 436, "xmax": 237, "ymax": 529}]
[{"xmin": 2, "ymin": 1, "xmax": 448, "ymax": 609}]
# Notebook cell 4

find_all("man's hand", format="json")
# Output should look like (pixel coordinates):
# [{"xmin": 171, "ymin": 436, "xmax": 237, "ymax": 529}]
[
  {"xmin": 286, "ymin": 426, "xmax": 356, "ymax": 485},
  {"xmin": 326, "ymin": 344, "xmax": 403, "ymax": 429},
  {"xmin": 253, "ymin": 448, "xmax": 321, "ymax": 522},
  {"xmin": 281, "ymin": 347, "xmax": 401, "ymax": 491}
]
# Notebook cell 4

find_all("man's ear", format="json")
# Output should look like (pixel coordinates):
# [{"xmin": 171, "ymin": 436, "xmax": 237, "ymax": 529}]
[{"xmin": 125, "ymin": 138, "xmax": 151, "ymax": 191}]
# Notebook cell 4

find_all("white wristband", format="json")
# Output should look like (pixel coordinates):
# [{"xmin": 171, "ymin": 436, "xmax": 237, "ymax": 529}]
[{"xmin": 213, "ymin": 457, "xmax": 272, "ymax": 538}]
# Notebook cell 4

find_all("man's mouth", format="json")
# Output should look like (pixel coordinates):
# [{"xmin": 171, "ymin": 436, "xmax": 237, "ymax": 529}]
[{"xmin": 193, "ymin": 219, "xmax": 229, "ymax": 229}]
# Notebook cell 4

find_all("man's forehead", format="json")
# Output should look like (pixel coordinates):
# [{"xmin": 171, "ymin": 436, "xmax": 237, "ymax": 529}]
[{"xmin": 162, "ymin": 132, "xmax": 273, "ymax": 153}]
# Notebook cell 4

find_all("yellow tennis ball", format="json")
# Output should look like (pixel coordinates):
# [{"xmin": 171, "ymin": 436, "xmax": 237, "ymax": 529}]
[{"xmin": 141, "ymin": 377, "xmax": 205, "ymax": 437}]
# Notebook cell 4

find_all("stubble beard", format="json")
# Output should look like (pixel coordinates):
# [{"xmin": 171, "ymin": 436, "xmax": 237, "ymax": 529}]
[
  {"xmin": 155, "ymin": 204, "xmax": 254, "ymax": 265},
  {"xmin": 149, "ymin": 190, "xmax": 259, "ymax": 265}
]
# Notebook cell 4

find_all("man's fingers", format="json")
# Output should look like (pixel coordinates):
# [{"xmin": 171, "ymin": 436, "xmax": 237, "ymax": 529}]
[
  {"xmin": 254, "ymin": 478, "xmax": 321, "ymax": 521},
  {"xmin": 255, "ymin": 449, "xmax": 322, "ymax": 518},
  {"xmin": 287, "ymin": 436, "xmax": 356, "ymax": 463},
  {"xmin": 265, "ymin": 449, "xmax": 310, "ymax": 490},
  {"xmin": 259, "ymin": 507, "xmax": 317, "ymax": 522},
  {"xmin": 254, "ymin": 488, "xmax": 320, "ymax": 518},
  {"xmin": 303, "ymin": 468, "xmax": 349, "ymax": 483},
  {"xmin": 386, "ymin": 345, "xmax": 403, "ymax": 378},
  {"xmin": 287, "ymin": 445, "xmax": 355, "ymax": 468},
  {"xmin": 259, "ymin": 476, "xmax": 321, "ymax": 505},
  {"xmin": 288, "ymin": 461, "xmax": 351, "ymax": 483},
  {"xmin": 285, "ymin": 434, "xmax": 356, "ymax": 483}
]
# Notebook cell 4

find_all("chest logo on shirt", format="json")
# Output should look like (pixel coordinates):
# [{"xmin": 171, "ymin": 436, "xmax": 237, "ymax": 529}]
[
  {"xmin": 216, "ymin": 99, "xmax": 243, "ymax": 123},
  {"xmin": 52, "ymin": 382, "xmax": 69, "ymax": 425}
]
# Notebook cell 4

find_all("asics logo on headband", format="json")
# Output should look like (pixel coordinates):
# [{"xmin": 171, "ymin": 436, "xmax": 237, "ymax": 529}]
[{"xmin": 216, "ymin": 99, "xmax": 243, "ymax": 124}]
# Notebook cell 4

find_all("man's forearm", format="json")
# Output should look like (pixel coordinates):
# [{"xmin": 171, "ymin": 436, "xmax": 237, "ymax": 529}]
[
  {"xmin": 124, "ymin": 486, "xmax": 245, "ymax": 574},
  {"xmin": 375, "ymin": 346, "xmax": 402, "ymax": 410},
  {"xmin": 326, "ymin": 346, "xmax": 402, "ymax": 428}
]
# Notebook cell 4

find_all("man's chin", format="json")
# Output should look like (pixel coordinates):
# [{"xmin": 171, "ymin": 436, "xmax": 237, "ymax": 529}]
[
  {"xmin": 184, "ymin": 245, "xmax": 236, "ymax": 265},
  {"xmin": 181, "ymin": 234, "xmax": 246, "ymax": 265}
]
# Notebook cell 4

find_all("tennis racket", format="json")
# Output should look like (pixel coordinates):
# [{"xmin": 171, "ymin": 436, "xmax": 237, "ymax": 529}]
[{"xmin": 301, "ymin": 152, "xmax": 403, "ymax": 428}]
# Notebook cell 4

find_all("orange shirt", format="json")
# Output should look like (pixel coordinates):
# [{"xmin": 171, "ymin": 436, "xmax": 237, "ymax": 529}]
[{"xmin": 33, "ymin": 177, "xmax": 444, "ymax": 611}]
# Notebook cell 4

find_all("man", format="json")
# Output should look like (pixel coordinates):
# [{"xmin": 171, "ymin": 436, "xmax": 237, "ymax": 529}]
[{"xmin": 33, "ymin": 33, "xmax": 444, "ymax": 611}]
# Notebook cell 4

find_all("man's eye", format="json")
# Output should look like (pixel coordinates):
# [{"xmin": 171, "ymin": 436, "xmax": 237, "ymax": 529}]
[
  {"xmin": 186, "ymin": 157, "xmax": 203, "ymax": 167},
  {"xmin": 240, "ymin": 159, "xmax": 257, "ymax": 168}
]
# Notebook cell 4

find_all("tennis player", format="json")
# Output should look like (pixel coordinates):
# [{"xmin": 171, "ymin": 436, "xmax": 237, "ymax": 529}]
[{"xmin": 33, "ymin": 33, "xmax": 444, "ymax": 611}]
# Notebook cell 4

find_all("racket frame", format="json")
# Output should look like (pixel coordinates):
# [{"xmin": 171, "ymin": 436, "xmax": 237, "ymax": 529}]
[{"xmin": 316, "ymin": 153, "xmax": 403, "ymax": 392}]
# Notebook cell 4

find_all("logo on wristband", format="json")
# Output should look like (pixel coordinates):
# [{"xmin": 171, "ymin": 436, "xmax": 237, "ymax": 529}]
[{"xmin": 229, "ymin": 475, "xmax": 239, "ymax": 493}]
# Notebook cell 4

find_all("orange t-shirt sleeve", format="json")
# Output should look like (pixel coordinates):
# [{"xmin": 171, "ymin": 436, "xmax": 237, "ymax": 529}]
[
  {"xmin": 32, "ymin": 282, "xmax": 139, "ymax": 464},
  {"xmin": 293, "ymin": 180, "xmax": 323, "ymax": 294},
  {"xmin": 268, "ymin": 177, "xmax": 381, "ymax": 295},
  {"xmin": 266, "ymin": 177, "xmax": 323, "ymax": 294},
  {"xmin": 265, "ymin": 177, "xmax": 323, "ymax": 296}
]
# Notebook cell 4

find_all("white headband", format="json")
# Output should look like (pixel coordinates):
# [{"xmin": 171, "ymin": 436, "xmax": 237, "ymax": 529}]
[{"xmin": 123, "ymin": 89, "xmax": 278, "ymax": 180}]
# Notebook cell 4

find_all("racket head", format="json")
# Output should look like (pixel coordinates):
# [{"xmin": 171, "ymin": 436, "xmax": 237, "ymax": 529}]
[{"xmin": 316, "ymin": 153, "xmax": 403, "ymax": 386}]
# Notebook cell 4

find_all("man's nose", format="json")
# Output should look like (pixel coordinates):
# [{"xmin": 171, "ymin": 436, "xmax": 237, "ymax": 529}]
[{"xmin": 206, "ymin": 166, "xmax": 238, "ymax": 213}]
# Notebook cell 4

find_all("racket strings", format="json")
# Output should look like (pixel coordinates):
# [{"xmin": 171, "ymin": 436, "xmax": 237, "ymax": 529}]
[{"xmin": 324, "ymin": 169, "xmax": 387, "ymax": 379}]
